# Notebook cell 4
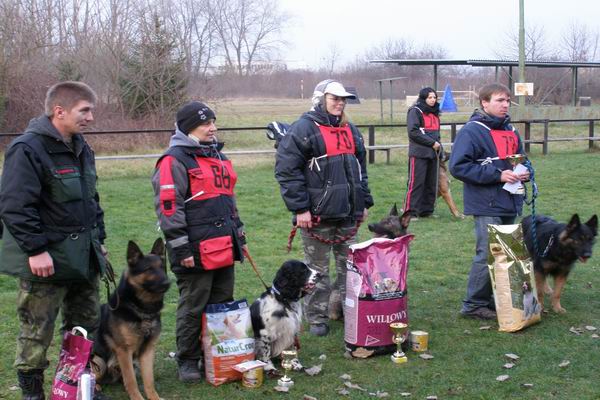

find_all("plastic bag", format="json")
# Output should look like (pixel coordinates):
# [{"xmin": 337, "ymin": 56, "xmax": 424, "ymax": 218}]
[
  {"xmin": 51, "ymin": 327, "xmax": 93, "ymax": 400},
  {"xmin": 488, "ymin": 224, "xmax": 542, "ymax": 332}
]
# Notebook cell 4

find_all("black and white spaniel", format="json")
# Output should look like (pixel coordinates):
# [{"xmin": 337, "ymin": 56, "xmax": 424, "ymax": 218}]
[{"xmin": 250, "ymin": 260, "xmax": 321, "ymax": 370}]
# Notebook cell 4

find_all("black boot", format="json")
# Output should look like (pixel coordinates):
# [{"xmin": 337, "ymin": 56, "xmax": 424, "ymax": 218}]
[{"xmin": 17, "ymin": 369, "xmax": 45, "ymax": 400}]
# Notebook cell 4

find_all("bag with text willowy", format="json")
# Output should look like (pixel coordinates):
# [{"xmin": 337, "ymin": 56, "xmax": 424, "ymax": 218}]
[
  {"xmin": 50, "ymin": 327, "xmax": 93, "ymax": 400},
  {"xmin": 344, "ymin": 235, "xmax": 414, "ymax": 358},
  {"xmin": 202, "ymin": 299, "xmax": 255, "ymax": 386},
  {"xmin": 487, "ymin": 224, "xmax": 542, "ymax": 332}
]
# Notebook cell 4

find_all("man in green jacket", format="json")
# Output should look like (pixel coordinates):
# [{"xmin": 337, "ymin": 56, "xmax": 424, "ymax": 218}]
[{"xmin": 0, "ymin": 81, "xmax": 107, "ymax": 400}]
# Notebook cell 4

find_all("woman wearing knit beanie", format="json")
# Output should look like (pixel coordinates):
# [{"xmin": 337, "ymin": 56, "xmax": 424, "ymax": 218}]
[
  {"xmin": 152, "ymin": 101, "xmax": 247, "ymax": 382},
  {"xmin": 403, "ymin": 87, "xmax": 442, "ymax": 219}
]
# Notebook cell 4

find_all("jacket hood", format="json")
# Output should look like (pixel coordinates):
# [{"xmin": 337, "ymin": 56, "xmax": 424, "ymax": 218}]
[
  {"xmin": 469, "ymin": 109, "xmax": 511, "ymax": 130},
  {"xmin": 169, "ymin": 128, "xmax": 224, "ymax": 152},
  {"xmin": 26, "ymin": 115, "xmax": 71, "ymax": 141}
]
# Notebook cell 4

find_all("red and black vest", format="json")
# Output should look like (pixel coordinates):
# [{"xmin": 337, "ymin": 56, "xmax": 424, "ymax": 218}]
[{"xmin": 156, "ymin": 145, "xmax": 243, "ymax": 268}]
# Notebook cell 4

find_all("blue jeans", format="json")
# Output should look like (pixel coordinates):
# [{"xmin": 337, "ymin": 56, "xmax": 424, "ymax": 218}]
[{"xmin": 461, "ymin": 215, "xmax": 516, "ymax": 313}]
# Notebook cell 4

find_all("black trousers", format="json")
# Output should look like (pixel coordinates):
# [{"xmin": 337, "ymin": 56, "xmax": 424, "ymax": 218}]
[
  {"xmin": 403, "ymin": 156, "xmax": 438, "ymax": 217},
  {"xmin": 175, "ymin": 266, "xmax": 234, "ymax": 362}
]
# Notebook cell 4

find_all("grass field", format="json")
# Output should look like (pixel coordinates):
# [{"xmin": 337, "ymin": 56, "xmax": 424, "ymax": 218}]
[{"xmin": 0, "ymin": 102, "xmax": 599, "ymax": 399}]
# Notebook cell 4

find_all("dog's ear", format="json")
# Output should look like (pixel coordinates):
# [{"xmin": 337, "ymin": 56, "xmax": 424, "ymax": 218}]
[
  {"xmin": 151, "ymin": 238, "xmax": 166, "ymax": 257},
  {"xmin": 586, "ymin": 215, "xmax": 598, "ymax": 236},
  {"xmin": 400, "ymin": 210, "xmax": 412, "ymax": 230},
  {"xmin": 566, "ymin": 214, "xmax": 581, "ymax": 234},
  {"xmin": 127, "ymin": 241, "xmax": 144, "ymax": 267},
  {"xmin": 389, "ymin": 203, "xmax": 399, "ymax": 216}
]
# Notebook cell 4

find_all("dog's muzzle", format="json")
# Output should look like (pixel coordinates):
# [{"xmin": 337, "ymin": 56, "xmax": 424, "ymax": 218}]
[{"xmin": 303, "ymin": 268, "xmax": 323, "ymax": 295}]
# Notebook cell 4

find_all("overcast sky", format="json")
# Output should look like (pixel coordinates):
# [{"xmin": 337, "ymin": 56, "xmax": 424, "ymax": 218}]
[{"xmin": 278, "ymin": 0, "xmax": 600, "ymax": 69}]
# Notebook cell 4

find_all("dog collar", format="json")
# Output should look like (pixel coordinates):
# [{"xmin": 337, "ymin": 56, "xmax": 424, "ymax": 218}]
[{"xmin": 271, "ymin": 285, "xmax": 281, "ymax": 296}]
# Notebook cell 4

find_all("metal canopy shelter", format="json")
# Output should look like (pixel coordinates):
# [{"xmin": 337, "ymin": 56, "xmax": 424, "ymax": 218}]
[{"xmin": 369, "ymin": 59, "xmax": 600, "ymax": 106}]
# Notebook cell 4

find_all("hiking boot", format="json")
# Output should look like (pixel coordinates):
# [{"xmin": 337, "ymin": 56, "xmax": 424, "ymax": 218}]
[
  {"xmin": 177, "ymin": 359, "xmax": 202, "ymax": 382},
  {"xmin": 461, "ymin": 307, "xmax": 497, "ymax": 320},
  {"xmin": 309, "ymin": 323, "xmax": 330, "ymax": 337},
  {"xmin": 17, "ymin": 369, "xmax": 45, "ymax": 400}
]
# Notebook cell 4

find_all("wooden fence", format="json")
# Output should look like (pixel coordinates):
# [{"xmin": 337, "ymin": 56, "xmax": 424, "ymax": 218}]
[{"xmin": 1, "ymin": 118, "xmax": 598, "ymax": 163}]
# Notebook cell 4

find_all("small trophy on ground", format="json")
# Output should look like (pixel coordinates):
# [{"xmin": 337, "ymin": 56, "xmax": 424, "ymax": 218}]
[
  {"xmin": 506, "ymin": 154, "xmax": 527, "ymax": 194},
  {"xmin": 277, "ymin": 349, "xmax": 297, "ymax": 387},
  {"xmin": 389, "ymin": 322, "xmax": 408, "ymax": 364}
]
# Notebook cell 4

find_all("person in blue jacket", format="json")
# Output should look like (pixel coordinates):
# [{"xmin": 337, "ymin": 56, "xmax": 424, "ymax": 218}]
[{"xmin": 449, "ymin": 83, "xmax": 529, "ymax": 320}]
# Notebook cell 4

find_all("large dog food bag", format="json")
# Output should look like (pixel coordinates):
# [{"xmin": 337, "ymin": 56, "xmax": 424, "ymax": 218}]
[
  {"xmin": 344, "ymin": 235, "xmax": 413, "ymax": 357},
  {"xmin": 487, "ymin": 224, "xmax": 541, "ymax": 332},
  {"xmin": 202, "ymin": 299, "xmax": 255, "ymax": 386}
]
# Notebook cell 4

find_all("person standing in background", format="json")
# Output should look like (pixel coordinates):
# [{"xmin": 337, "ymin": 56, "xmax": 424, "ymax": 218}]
[{"xmin": 403, "ymin": 87, "xmax": 442, "ymax": 219}]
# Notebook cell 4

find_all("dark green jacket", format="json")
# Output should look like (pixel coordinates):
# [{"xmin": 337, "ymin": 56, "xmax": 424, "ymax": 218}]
[{"xmin": 0, "ymin": 115, "xmax": 106, "ymax": 282}]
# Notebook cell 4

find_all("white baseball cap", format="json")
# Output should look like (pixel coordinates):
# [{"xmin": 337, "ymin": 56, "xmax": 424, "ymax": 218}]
[
  {"xmin": 312, "ymin": 80, "xmax": 356, "ymax": 107},
  {"xmin": 322, "ymin": 81, "xmax": 356, "ymax": 99}
]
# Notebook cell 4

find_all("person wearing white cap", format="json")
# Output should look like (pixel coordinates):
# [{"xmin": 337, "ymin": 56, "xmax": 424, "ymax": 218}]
[{"xmin": 275, "ymin": 79, "xmax": 374, "ymax": 336}]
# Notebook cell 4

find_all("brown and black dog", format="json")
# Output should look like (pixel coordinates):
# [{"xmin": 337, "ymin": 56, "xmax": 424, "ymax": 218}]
[
  {"xmin": 438, "ymin": 152, "xmax": 464, "ymax": 219},
  {"xmin": 93, "ymin": 239, "xmax": 170, "ymax": 400},
  {"xmin": 522, "ymin": 214, "xmax": 597, "ymax": 313},
  {"xmin": 328, "ymin": 204, "xmax": 411, "ymax": 320}
]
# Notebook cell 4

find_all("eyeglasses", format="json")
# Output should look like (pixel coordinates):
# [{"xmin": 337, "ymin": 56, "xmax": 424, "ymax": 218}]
[{"xmin": 326, "ymin": 95, "xmax": 347, "ymax": 103}]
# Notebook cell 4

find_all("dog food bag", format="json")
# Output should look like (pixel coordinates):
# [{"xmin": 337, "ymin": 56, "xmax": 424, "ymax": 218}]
[
  {"xmin": 487, "ymin": 224, "xmax": 542, "ymax": 332},
  {"xmin": 51, "ymin": 327, "xmax": 93, "ymax": 400},
  {"xmin": 202, "ymin": 299, "xmax": 255, "ymax": 386},
  {"xmin": 344, "ymin": 235, "xmax": 414, "ymax": 357}
]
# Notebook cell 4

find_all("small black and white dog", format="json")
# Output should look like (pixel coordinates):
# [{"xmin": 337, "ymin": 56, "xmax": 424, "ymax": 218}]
[{"xmin": 250, "ymin": 260, "xmax": 321, "ymax": 370}]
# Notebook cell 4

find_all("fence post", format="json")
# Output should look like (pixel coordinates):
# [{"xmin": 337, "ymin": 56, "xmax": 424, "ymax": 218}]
[
  {"xmin": 368, "ymin": 125, "xmax": 375, "ymax": 164},
  {"xmin": 543, "ymin": 120, "xmax": 549, "ymax": 155},
  {"xmin": 524, "ymin": 122, "xmax": 531, "ymax": 153},
  {"xmin": 589, "ymin": 120, "xmax": 595, "ymax": 150},
  {"xmin": 451, "ymin": 123, "xmax": 457, "ymax": 143}
]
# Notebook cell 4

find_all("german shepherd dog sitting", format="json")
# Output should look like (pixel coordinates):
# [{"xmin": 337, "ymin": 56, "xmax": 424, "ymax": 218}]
[
  {"xmin": 522, "ymin": 214, "xmax": 597, "ymax": 313},
  {"xmin": 93, "ymin": 239, "xmax": 170, "ymax": 400},
  {"xmin": 250, "ymin": 260, "xmax": 321, "ymax": 371},
  {"xmin": 328, "ymin": 204, "xmax": 411, "ymax": 320}
]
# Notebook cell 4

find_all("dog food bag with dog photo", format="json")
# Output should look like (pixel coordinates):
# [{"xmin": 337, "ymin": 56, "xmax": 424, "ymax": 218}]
[
  {"xmin": 202, "ymin": 299, "xmax": 255, "ymax": 386},
  {"xmin": 344, "ymin": 235, "xmax": 414, "ymax": 357},
  {"xmin": 51, "ymin": 327, "xmax": 94, "ymax": 400},
  {"xmin": 487, "ymin": 224, "xmax": 542, "ymax": 332}
]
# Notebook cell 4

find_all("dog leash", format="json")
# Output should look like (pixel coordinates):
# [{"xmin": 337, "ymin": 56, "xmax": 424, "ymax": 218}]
[
  {"xmin": 287, "ymin": 217, "xmax": 362, "ymax": 252},
  {"xmin": 102, "ymin": 258, "xmax": 120, "ymax": 311},
  {"xmin": 242, "ymin": 247, "xmax": 270, "ymax": 290}
]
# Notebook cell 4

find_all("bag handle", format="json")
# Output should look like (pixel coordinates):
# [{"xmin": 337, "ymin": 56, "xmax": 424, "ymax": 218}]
[{"xmin": 71, "ymin": 326, "xmax": 88, "ymax": 339}]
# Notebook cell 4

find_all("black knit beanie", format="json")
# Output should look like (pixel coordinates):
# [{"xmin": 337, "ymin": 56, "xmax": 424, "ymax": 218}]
[{"xmin": 176, "ymin": 101, "xmax": 216, "ymax": 134}]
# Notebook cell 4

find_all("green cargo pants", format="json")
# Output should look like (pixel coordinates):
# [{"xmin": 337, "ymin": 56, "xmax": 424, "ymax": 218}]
[{"xmin": 15, "ymin": 276, "xmax": 100, "ymax": 371}]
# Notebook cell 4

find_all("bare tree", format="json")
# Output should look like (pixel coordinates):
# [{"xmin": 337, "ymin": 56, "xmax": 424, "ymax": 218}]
[
  {"xmin": 561, "ymin": 21, "xmax": 599, "ymax": 61},
  {"xmin": 211, "ymin": 0, "xmax": 289, "ymax": 76},
  {"xmin": 495, "ymin": 23, "xmax": 556, "ymax": 61}
]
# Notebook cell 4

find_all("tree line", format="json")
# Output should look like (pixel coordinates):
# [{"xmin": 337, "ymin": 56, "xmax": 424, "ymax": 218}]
[{"xmin": 0, "ymin": 0, "xmax": 598, "ymax": 132}]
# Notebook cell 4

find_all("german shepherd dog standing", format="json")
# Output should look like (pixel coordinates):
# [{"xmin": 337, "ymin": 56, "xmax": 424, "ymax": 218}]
[
  {"xmin": 328, "ymin": 204, "xmax": 411, "ymax": 320},
  {"xmin": 93, "ymin": 239, "xmax": 170, "ymax": 400},
  {"xmin": 522, "ymin": 214, "xmax": 597, "ymax": 313}
]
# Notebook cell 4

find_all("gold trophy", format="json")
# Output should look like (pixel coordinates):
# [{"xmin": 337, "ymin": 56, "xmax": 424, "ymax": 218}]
[
  {"xmin": 389, "ymin": 322, "xmax": 408, "ymax": 364},
  {"xmin": 277, "ymin": 349, "xmax": 297, "ymax": 387},
  {"xmin": 506, "ymin": 154, "xmax": 526, "ymax": 194}
]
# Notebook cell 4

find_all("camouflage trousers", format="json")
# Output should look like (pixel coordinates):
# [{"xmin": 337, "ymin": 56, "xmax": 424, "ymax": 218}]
[
  {"xmin": 301, "ymin": 219, "xmax": 357, "ymax": 325},
  {"xmin": 14, "ymin": 276, "xmax": 100, "ymax": 371}
]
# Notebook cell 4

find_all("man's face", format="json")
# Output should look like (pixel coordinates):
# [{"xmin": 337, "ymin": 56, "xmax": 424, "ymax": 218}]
[
  {"xmin": 56, "ymin": 100, "xmax": 94, "ymax": 136},
  {"xmin": 482, "ymin": 92, "xmax": 510, "ymax": 118}
]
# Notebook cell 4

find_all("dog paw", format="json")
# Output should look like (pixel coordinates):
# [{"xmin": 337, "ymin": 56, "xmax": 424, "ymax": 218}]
[{"xmin": 553, "ymin": 305, "xmax": 567, "ymax": 313}]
